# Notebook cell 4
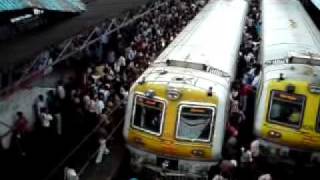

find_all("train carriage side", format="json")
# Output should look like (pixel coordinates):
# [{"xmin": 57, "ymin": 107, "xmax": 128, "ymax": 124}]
[
  {"xmin": 123, "ymin": 0, "xmax": 248, "ymax": 177},
  {"xmin": 255, "ymin": 0, "xmax": 320, "ymax": 162}
]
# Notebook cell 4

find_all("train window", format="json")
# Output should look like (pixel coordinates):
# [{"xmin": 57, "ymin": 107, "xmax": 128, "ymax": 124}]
[
  {"xmin": 176, "ymin": 105, "xmax": 215, "ymax": 142},
  {"xmin": 268, "ymin": 91, "xmax": 305, "ymax": 128},
  {"xmin": 132, "ymin": 95, "xmax": 165, "ymax": 135}
]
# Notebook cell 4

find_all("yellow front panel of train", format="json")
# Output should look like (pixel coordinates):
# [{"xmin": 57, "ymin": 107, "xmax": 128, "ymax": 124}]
[
  {"xmin": 127, "ymin": 83, "xmax": 218, "ymax": 160},
  {"xmin": 261, "ymin": 80, "xmax": 320, "ymax": 150}
]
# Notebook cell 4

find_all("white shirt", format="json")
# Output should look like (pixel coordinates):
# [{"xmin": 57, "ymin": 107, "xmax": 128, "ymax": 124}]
[
  {"xmin": 101, "ymin": 31, "xmax": 109, "ymax": 44},
  {"xmin": 99, "ymin": 89, "xmax": 110, "ymax": 102},
  {"xmin": 127, "ymin": 48, "xmax": 136, "ymax": 61},
  {"xmin": 250, "ymin": 140, "xmax": 260, "ymax": 158},
  {"xmin": 251, "ymin": 73, "xmax": 260, "ymax": 89},
  {"xmin": 120, "ymin": 87, "xmax": 128, "ymax": 99},
  {"xmin": 65, "ymin": 168, "xmax": 79, "ymax": 180},
  {"xmin": 212, "ymin": 175, "xmax": 226, "ymax": 180},
  {"xmin": 244, "ymin": 52, "xmax": 254, "ymax": 63},
  {"xmin": 41, "ymin": 113, "xmax": 53, "ymax": 128},
  {"xmin": 83, "ymin": 95, "xmax": 91, "ymax": 110},
  {"xmin": 94, "ymin": 26, "xmax": 101, "ymax": 36},
  {"xmin": 57, "ymin": 85, "xmax": 66, "ymax": 99},
  {"xmin": 114, "ymin": 61, "xmax": 121, "ymax": 73},
  {"xmin": 118, "ymin": 56, "xmax": 126, "ymax": 67},
  {"xmin": 96, "ymin": 100, "xmax": 105, "ymax": 115},
  {"xmin": 258, "ymin": 174, "xmax": 272, "ymax": 180}
]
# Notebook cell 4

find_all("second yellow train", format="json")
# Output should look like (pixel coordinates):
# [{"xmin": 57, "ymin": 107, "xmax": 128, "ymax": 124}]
[{"xmin": 254, "ymin": 0, "xmax": 320, "ymax": 163}]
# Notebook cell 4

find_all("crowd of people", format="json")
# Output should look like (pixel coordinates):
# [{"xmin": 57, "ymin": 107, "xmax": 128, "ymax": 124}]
[
  {"xmin": 3, "ymin": 0, "xmax": 208, "ymax": 179},
  {"xmin": 208, "ymin": 0, "xmax": 268, "ymax": 180}
]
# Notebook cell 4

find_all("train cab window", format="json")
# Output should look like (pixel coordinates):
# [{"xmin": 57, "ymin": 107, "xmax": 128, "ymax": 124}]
[
  {"xmin": 132, "ymin": 95, "xmax": 165, "ymax": 135},
  {"xmin": 268, "ymin": 91, "xmax": 305, "ymax": 128},
  {"xmin": 176, "ymin": 105, "xmax": 215, "ymax": 142}
]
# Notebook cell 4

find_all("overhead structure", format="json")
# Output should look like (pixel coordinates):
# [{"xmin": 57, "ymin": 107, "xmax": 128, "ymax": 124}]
[
  {"xmin": 0, "ymin": 0, "xmax": 86, "ymax": 13},
  {"xmin": 311, "ymin": 0, "xmax": 320, "ymax": 10}
]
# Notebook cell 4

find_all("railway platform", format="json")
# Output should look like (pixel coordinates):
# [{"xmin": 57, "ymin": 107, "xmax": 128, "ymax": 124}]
[{"xmin": 80, "ymin": 143, "xmax": 126, "ymax": 180}]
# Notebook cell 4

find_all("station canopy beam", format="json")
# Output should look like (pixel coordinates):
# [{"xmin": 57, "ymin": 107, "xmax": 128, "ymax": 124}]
[{"xmin": 0, "ymin": 0, "xmax": 86, "ymax": 13}]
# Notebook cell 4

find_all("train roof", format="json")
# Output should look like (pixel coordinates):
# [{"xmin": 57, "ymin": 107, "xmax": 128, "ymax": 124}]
[
  {"xmin": 262, "ymin": 0, "xmax": 320, "ymax": 63},
  {"xmin": 153, "ymin": 0, "xmax": 248, "ymax": 79},
  {"xmin": 140, "ymin": 66, "xmax": 230, "ymax": 91}
]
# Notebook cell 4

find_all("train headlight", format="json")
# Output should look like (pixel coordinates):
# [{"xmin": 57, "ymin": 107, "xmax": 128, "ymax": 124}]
[
  {"xmin": 145, "ymin": 90, "xmax": 155, "ymax": 98},
  {"xmin": 267, "ymin": 130, "xmax": 282, "ymax": 139},
  {"xmin": 191, "ymin": 149, "xmax": 205, "ymax": 157},
  {"xmin": 167, "ymin": 87, "xmax": 181, "ymax": 100}
]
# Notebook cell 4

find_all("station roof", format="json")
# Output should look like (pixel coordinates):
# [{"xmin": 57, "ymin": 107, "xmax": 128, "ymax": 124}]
[
  {"xmin": 0, "ymin": 0, "xmax": 86, "ymax": 13},
  {"xmin": 312, "ymin": 0, "xmax": 320, "ymax": 10},
  {"xmin": 0, "ymin": 0, "xmax": 150, "ymax": 70}
]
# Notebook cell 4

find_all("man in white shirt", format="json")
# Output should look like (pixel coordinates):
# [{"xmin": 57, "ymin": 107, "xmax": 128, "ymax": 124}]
[
  {"xmin": 40, "ymin": 108, "xmax": 53, "ymax": 128},
  {"xmin": 99, "ymin": 87, "xmax": 110, "ymax": 102},
  {"xmin": 101, "ymin": 31, "xmax": 109, "ymax": 45},
  {"xmin": 258, "ymin": 174, "xmax": 272, "ymax": 180},
  {"xmin": 95, "ymin": 96, "xmax": 105, "ymax": 115},
  {"xmin": 118, "ymin": 56, "xmax": 126, "ymax": 67},
  {"xmin": 244, "ymin": 52, "xmax": 255, "ymax": 64},
  {"xmin": 94, "ymin": 26, "xmax": 102, "ymax": 37},
  {"xmin": 56, "ymin": 81, "xmax": 66, "ymax": 100},
  {"xmin": 125, "ymin": 46, "xmax": 136, "ymax": 62},
  {"xmin": 251, "ymin": 73, "xmax": 260, "ymax": 90},
  {"xmin": 95, "ymin": 127, "xmax": 110, "ymax": 164},
  {"xmin": 250, "ymin": 140, "xmax": 260, "ymax": 158},
  {"xmin": 83, "ymin": 95, "xmax": 91, "ymax": 111},
  {"xmin": 64, "ymin": 167, "xmax": 79, "ymax": 180}
]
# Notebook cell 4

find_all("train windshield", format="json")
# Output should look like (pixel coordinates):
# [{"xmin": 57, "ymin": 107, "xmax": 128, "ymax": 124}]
[
  {"xmin": 132, "ymin": 95, "xmax": 164, "ymax": 135},
  {"xmin": 268, "ymin": 91, "xmax": 305, "ymax": 128},
  {"xmin": 176, "ymin": 105, "xmax": 215, "ymax": 142}
]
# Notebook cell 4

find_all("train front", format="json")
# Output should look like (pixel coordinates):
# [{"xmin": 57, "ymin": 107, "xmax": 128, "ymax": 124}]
[
  {"xmin": 123, "ymin": 66, "xmax": 227, "ymax": 178},
  {"xmin": 254, "ymin": 54, "xmax": 320, "ymax": 164},
  {"xmin": 254, "ymin": 0, "xmax": 320, "ymax": 164}
]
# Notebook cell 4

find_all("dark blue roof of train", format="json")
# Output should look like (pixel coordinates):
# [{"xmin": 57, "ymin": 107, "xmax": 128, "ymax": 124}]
[{"xmin": 0, "ymin": 0, "xmax": 86, "ymax": 13}]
